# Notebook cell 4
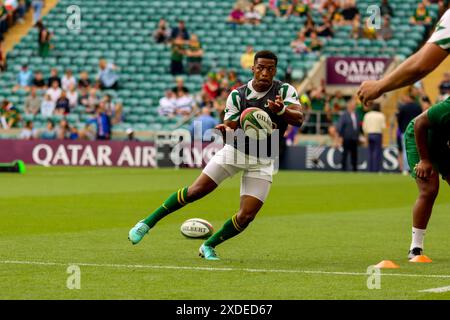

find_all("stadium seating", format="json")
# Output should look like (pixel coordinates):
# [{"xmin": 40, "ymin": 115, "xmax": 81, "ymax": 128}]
[{"xmin": 2, "ymin": 0, "xmax": 439, "ymax": 133}]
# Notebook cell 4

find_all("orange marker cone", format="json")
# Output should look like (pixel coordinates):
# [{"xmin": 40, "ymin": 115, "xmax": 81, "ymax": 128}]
[
  {"xmin": 409, "ymin": 255, "xmax": 432, "ymax": 263},
  {"xmin": 374, "ymin": 260, "xmax": 400, "ymax": 268}
]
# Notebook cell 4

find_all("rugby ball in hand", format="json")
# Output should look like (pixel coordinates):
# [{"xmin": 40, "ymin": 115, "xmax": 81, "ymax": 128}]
[
  {"xmin": 180, "ymin": 218, "xmax": 214, "ymax": 239},
  {"xmin": 240, "ymin": 107, "xmax": 273, "ymax": 140}
]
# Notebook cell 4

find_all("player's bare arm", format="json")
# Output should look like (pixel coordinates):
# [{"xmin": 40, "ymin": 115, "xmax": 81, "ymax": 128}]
[
  {"xmin": 358, "ymin": 43, "xmax": 448, "ymax": 105},
  {"xmin": 267, "ymin": 95, "xmax": 304, "ymax": 127},
  {"xmin": 413, "ymin": 112, "xmax": 434, "ymax": 180}
]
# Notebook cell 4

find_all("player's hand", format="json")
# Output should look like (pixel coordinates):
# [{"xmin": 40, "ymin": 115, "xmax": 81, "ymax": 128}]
[
  {"xmin": 267, "ymin": 95, "xmax": 284, "ymax": 114},
  {"xmin": 357, "ymin": 80, "xmax": 383, "ymax": 106},
  {"xmin": 415, "ymin": 159, "xmax": 434, "ymax": 179},
  {"xmin": 215, "ymin": 124, "xmax": 233, "ymax": 142}
]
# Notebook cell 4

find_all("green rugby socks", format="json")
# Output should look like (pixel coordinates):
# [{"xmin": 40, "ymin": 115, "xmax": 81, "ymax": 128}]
[
  {"xmin": 143, "ymin": 187, "xmax": 189, "ymax": 228},
  {"xmin": 204, "ymin": 214, "xmax": 245, "ymax": 248}
]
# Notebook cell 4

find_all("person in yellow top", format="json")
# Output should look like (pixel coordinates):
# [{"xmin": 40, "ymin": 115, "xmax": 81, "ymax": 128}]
[{"xmin": 240, "ymin": 45, "xmax": 255, "ymax": 70}]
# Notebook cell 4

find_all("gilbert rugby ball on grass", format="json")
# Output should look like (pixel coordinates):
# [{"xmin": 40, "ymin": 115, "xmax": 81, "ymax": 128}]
[
  {"xmin": 180, "ymin": 218, "xmax": 214, "ymax": 239},
  {"xmin": 239, "ymin": 107, "xmax": 273, "ymax": 140}
]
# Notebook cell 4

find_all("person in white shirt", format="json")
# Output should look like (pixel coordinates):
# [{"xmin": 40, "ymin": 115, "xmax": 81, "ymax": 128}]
[
  {"xmin": 66, "ymin": 83, "xmax": 79, "ymax": 109},
  {"xmin": 46, "ymin": 80, "xmax": 62, "ymax": 103},
  {"xmin": 362, "ymin": 103, "xmax": 386, "ymax": 172},
  {"xmin": 175, "ymin": 88, "xmax": 195, "ymax": 116},
  {"xmin": 19, "ymin": 120, "xmax": 37, "ymax": 140},
  {"xmin": 158, "ymin": 90, "xmax": 177, "ymax": 117},
  {"xmin": 40, "ymin": 94, "xmax": 56, "ymax": 117},
  {"xmin": 61, "ymin": 69, "xmax": 77, "ymax": 91}
]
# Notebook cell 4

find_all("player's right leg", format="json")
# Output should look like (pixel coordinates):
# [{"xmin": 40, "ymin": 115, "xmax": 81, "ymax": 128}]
[
  {"xmin": 128, "ymin": 150, "xmax": 237, "ymax": 245},
  {"xmin": 408, "ymin": 173, "xmax": 439, "ymax": 259}
]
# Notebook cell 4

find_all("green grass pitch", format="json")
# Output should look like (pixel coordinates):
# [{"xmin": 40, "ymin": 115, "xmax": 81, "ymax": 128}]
[{"xmin": 1, "ymin": 166, "xmax": 450, "ymax": 299}]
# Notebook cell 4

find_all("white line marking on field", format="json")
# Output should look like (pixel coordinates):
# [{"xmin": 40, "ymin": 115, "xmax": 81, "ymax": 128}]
[
  {"xmin": 419, "ymin": 286, "xmax": 450, "ymax": 293},
  {"xmin": 2, "ymin": 260, "xmax": 450, "ymax": 279}
]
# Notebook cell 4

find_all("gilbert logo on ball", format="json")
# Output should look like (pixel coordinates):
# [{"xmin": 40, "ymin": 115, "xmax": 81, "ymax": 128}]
[
  {"xmin": 239, "ymin": 107, "xmax": 273, "ymax": 140},
  {"xmin": 180, "ymin": 218, "xmax": 214, "ymax": 239}
]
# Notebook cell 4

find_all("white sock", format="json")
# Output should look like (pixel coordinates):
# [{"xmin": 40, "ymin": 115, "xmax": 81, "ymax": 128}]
[{"xmin": 410, "ymin": 227, "xmax": 426, "ymax": 250}]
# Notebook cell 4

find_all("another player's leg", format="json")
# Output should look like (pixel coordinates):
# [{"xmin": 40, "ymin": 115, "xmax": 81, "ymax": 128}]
[
  {"xmin": 408, "ymin": 173, "xmax": 439, "ymax": 259},
  {"xmin": 128, "ymin": 173, "xmax": 218, "ymax": 244},
  {"xmin": 200, "ymin": 176, "xmax": 270, "ymax": 260}
]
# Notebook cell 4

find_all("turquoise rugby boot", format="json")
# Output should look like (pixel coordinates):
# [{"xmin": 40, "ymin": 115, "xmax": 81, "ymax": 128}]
[
  {"xmin": 128, "ymin": 221, "xmax": 150, "ymax": 245},
  {"xmin": 199, "ymin": 244, "xmax": 220, "ymax": 261}
]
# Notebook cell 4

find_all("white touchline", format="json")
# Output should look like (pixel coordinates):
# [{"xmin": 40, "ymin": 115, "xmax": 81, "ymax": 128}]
[
  {"xmin": 419, "ymin": 286, "xmax": 450, "ymax": 293},
  {"xmin": 2, "ymin": 260, "xmax": 450, "ymax": 279}
]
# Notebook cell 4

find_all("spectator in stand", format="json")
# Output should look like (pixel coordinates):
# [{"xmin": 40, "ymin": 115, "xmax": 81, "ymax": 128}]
[
  {"xmin": 352, "ymin": 14, "xmax": 377, "ymax": 40},
  {"xmin": 308, "ymin": 31, "xmax": 324, "ymax": 53},
  {"xmin": 19, "ymin": 120, "xmax": 37, "ymax": 140},
  {"xmin": 227, "ymin": 4, "xmax": 246, "ymax": 26},
  {"xmin": 66, "ymin": 83, "xmax": 78, "ymax": 110},
  {"xmin": 79, "ymin": 123, "xmax": 96, "ymax": 141},
  {"xmin": 83, "ymin": 88, "xmax": 99, "ymax": 113},
  {"xmin": 125, "ymin": 128, "xmax": 138, "ymax": 141},
  {"xmin": 253, "ymin": 0, "xmax": 267, "ymax": 17},
  {"xmin": 61, "ymin": 69, "xmax": 76, "ymax": 91},
  {"xmin": 170, "ymin": 20, "xmax": 190, "ymax": 42},
  {"xmin": 438, "ymin": 71, "xmax": 450, "ymax": 101},
  {"xmin": 40, "ymin": 93, "xmax": 55, "ymax": 117},
  {"xmin": 36, "ymin": 21, "xmax": 52, "ymax": 57},
  {"xmin": 24, "ymin": 87, "xmax": 42, "ymax": 115},
  {"xmin": 32, "ymin": 70, "xmax": 46, "ymax": 89},
  {"xmin": 0, "ymin": 99, "xmax": 20, "ymax": 129},
  {"xmin": 47, "ymin": 68, "xmax": 61, "ymax": 87},
  {"xmin": 89, "ymin": 104, "xmax": 112, "ymax": 140},
  {"xmin": 213, "ymin": 89, "xmax": 228, "ymax": 123},
  {"xmin": 378, "ymin": 15, "xmax": 393, "ymax": 41},
  {"xmin": 337, "ymin": 96, "xmax": 360, "ymax": 172},
  {"xmin": 78, "ymin": 71, "xmax": 90, "ymax": 89},
  {"xmin": 362, "ymin": 102, "xmax": 386, "ymax": 173},
  {"xmin": 185, "ymin": 34, "xmax": 203, "ymax": 75},
  {"xmin": 227, "ymin": 70, "xmax": 242, "ymax": 90},
  {"xmin": 319, "ymin": 0, "xmax": 339, "ymax": 13},
  {"xmin": 170, "ymin": 35, "xmax": 185, "ymax": 75},
  {"xmin": 101, "ymin": 94, "xmax": 113, "ymax": 113},
  {"xmin": 172, "ymin": 76, "xmax": 189, "ymax": 94},
  {"xmin": 39, "ymin": 120, "xmax": 57, "ymax": 140},
  {"xmin": 31, "ymin": 0, "xmax": 44, "ymax": 25},
  {"xmin": 271, "ymin": 0, "xmax": 292, "ymax": 18},
  {"xmin": 0, "ymin": 1, "xmax": 8, "ymax": 35},
  {"xmin": 110, "ymin": 100, "xmax": 123, "ymax": 125},
  {"xmin": 14, "ymin": 0, "xmax": 26, "ymax": 24},
  {"xmin": 380, "ymin": 0, "xmax": 394, "ymax": 17},
  {"xmin": 291, "ymin": 31, "xmax": 311, "ymax": 54},
  {"xmin": 410, "ymin": 2, "xmax": 432, "ymax": 27},
  {"xmin": 69, "ymin": 126, "xmax": 79, "ymax": 140},
  {"xmin": 290, "ymin": 0, "xmax": 310, "ymax": 17},
  {"xmin": 340, "ymin": 0, "xmax": 359, "ymax": 25},
  {"xmin": 202, "ymin": 72, "xmax": 220, "ymax": 101},
  {"xmin": 317, "ymin": 16, "xmax": 334, "ymax": 38},
  {"xmin": 0, "ymin": 39, "xmax": 6, "ymax": 72},
  {"xmin": 153, "ymin": 18, "xmax": 170, "ymax": 44},
  {"xmin": 190, "ymin": 107, "xmax": 219, "ymax": 141},
  {"xmin": 301, "ymin": 14, "xmax": 316, "ymax": 37},
  {"xmin": 158, "ymin": 89, "xmax": 177, "ymax": 117},
  {"xmin": 410, "ymin": 81, "xmax": 432, "ymax": 110},
  {"xmin": 244, "ymin": 3, "xmax": 262, "ymax": 25},
  {"xmin": 46, "ymin": 80, "xmax": 62, "ymax": 103},
  {"xmin": 13, "ymin": 64, "xmax": 33, "ymax": 92},
  {"xmin": 56, "ymin": 118, "xmax": 71, "ymax": 139},
  {"xmin": 329, "ymin": 90, "xmax": 346, "ymax": 123},
  {"xmin": 54, "ymin": 90, "xmax": 70, "ymax": 115},
  {"xmin": 240, "ymin": 45, "xmax": 255, "ymax": 70},
  {"xmin": 175, "ymin": 87, "xmax": 195, "ymax": 116},
  {"xmin": 97, "ymin": 59, "xmax": 119, "ymax": 90}
]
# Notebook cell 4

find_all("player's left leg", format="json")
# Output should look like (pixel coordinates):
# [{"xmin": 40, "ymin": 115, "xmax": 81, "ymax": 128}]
[{"xmin": 200, "ymin": 176, "xmax": 271, "ymax": 260}]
